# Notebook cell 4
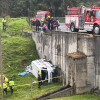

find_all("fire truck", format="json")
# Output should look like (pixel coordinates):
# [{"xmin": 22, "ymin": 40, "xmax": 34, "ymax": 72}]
[
  {"xmin": 65, "ymin": 5, "xmax": 100, "ymax": 35},
  {"xmin": 31, "ymin": 11, "xmax": 50, "ymax": 25}
]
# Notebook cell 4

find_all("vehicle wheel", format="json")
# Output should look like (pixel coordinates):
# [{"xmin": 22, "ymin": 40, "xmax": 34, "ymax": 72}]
[
  {"xmin": 75, "ymin": 29, "xmax": 79, "ymax": 32},
  {"xmin": 93, "ymin": 25, "xmax": 100, "ymax": 35},
  {"xmin": 87, "ymin": 31, "xmax": 92, "ymax": 34},
  {"xmin": 70, "ymin": 23, "xmax": 75, "ymax": 32}
]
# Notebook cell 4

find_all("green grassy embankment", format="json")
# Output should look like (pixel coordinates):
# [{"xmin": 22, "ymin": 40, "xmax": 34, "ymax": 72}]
[{"xmin": 0, "ymin": 17, "xmax": 61, "ymax": 100}]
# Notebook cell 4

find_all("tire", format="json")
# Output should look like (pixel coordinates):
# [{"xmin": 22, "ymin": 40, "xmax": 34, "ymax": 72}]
[
  {"xmin": 75, "ymin": 29, "xmax": 79, "ymax": 32},
  {"xmin": 93, "ymin": 25, "xmax": 100, "ymax": 35},
  {"xmin": 70, "ymin": 23, "xmax": 75, "ymax": 32},
  {"xmin": 70, "ymin": 23, "xmax": 79, "ymax": 32},
  {"xmin": 87, "ymin": 31, "xmax": 92, "ymax": 34}
]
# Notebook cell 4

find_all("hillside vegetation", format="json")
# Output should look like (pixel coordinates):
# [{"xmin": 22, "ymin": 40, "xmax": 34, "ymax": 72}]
[
  {"xmin": 0, "ymin": 17, "xmax": 61, "ymax": 100},
  {"xmin": 0, "ymin": 0, "xmax": 100, "ymax": 17}
]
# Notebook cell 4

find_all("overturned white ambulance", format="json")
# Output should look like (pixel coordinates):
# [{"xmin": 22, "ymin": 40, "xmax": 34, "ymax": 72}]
[{"xmin": 29, "ymin": 59, "xmax": 59, "ymax": 83}]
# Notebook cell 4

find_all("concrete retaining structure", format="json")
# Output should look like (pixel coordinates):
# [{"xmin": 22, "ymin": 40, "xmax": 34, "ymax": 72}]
[
  {"xmin": 31, "ymin": 31, "xmax": 100, "ymax": 94},
  {"xmin": 33, "ymin": 86, "xmax": 73, "ymax": 100}
]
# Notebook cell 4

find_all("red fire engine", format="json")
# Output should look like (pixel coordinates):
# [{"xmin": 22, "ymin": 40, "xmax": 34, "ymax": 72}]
[
  {"xmin": 65, "ymin": 5, "xmax": 100, "ymax": 34},
  {"xmin": 31, "ymin": 11, "xmax": 50, "ymax": 25}
]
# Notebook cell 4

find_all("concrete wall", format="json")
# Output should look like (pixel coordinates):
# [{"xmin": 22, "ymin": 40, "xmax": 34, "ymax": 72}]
[
  {"xmin": 32, "ymin": 31, "xmax": 77, "ymax": 84},
  {"xmin": 34, "ymin": 86, "xmax": 73, "ymax": 100},
  {"xmin": 94, "ymin": 37, "xmax": 100, "ymax": 88},
  {"xmin": 77, "ymin": 34, "xmax": 96, "ymax": 88},
  {"xmin": 32, "ymin": 31, "xmax": 100, "ymax": 92}
]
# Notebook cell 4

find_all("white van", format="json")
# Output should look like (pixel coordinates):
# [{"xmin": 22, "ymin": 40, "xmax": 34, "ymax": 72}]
[{"xmin": 29, "ymin": 59, "xmax": 58, "ymax": 83}]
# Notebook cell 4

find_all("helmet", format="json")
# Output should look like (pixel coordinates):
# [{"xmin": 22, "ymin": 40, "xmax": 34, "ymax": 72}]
[
  {"xmin": 38, "ymin": 72, "xmax": 41, "ymax": 75},
  {"xmin": 47, "ymin": 16, "xmax": 50, "ymax": 18},
  {"xmin": 5, "ymin": 77, "xmax": 8, "ymax": 83}
]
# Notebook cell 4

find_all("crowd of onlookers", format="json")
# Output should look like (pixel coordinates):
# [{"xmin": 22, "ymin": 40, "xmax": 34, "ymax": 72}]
[{"xmin": 35, "ymin": 15, "xmax": 60, "ymax": 32}]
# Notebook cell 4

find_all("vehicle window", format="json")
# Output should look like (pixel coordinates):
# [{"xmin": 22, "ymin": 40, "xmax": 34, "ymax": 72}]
[
  {"xmin": 96, "ymin": 11, "xmax": 100, "ymax": 17},
  {"xmin": 91, "ymin": 10, "xmax": 95, "ymax": 17},
  {"xmin": 87, "ymin": 11, "xmax": 91, "ymax": 17},
  {"xmin": 36, "ymin": 14, "xmax": 45, "ymax": 17}
]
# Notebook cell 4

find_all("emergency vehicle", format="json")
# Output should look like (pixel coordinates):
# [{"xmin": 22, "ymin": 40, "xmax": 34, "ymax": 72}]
[
  {"xmin": 31, "ymin": 11, "xmax": 50, "ymax": 25},
  {"xmin": 65, "ymin": 5, "xmax": 100, "ymax": 35}
]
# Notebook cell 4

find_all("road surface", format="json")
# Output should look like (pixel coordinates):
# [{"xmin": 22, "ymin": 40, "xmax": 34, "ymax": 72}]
[{"xmin": 59, "ymin": 23, "xmax": 87, "ymax": 33}]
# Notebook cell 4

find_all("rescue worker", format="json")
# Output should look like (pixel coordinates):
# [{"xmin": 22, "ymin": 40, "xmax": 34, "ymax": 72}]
[
  {"xmin": 3, "ymin": 82, "xmax": 7, "ymax": 95},
  {"xmin": 42, "ymin": 23, "xmax": 48, "ymax": 32},
  {"xmin": 51, "ymin": 17, "xmax": 55, "ymax": 30},
  {"xmin": 4, "ymin": 77, "xmax": 9, "ymax": 84},
  {"xmin": 38, "ymin": 72, "xmax": 42, "ymax": 88},
  {"xmin": 56, "ymin": 19, "xmax": 60, "ymax": 30},
  {"xmin": 46, "ymin": 15, "xmax": 51, "ymax": 30},
  {"xmin": 9, "ymin": 79, "xmax": 15, "ymax": 94},
  {"xmin": 35, "ymin": 19, "xmax": 41, "ymax": 31},
  {"xmin": 41, "ymin": 17, "xmax": 44, "ymax": 26},
  {"xmin": 2, "ymin": 17, "xmax": 6, "ymax": 31}
]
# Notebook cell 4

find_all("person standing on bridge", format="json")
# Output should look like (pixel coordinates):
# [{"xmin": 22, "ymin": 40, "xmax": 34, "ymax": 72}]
[
  {"xmin": 35, "ymin": 19, "xmax": 41, "ymax": 31},
  {"xmin": 55, "ymin": 18, "xmax": 60, "ymax": 30},
  {"xmin": 46, "ymin": 15, "xmax": 51, "ymax": 30},
  {"xmin": 41, "ymin": 17, "xmax": 44, "ymax": 26},
  {"xmin": 51, "ymin": 17, "xmax": 55, "ymax": 30}
]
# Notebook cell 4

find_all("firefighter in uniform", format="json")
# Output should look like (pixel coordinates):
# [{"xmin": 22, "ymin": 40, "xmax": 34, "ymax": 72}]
[
  {"xmin": 38, "ymin": 72, "xmax": 42, "ymax": 88},
  {"xmin": 46, "ymin": 15, "xmax": 51, "ymax": 30},
  {"xmin": 2, "ymin": 17, "xmax": 6, "ymax": 31},
  {"xmin": 3, "ymin": 82, "xmax": 7, "ymax": 95},
  {"xmin": 4, "ymin": 77, "xmax": 9, "ymax": 84},
  {"xmin": 41, "ymin": 17, "xmax": 44, "ymax": 26},
  {"xmin": 9, "ymin": 80, "xmax": 15, "ymax": 94}
]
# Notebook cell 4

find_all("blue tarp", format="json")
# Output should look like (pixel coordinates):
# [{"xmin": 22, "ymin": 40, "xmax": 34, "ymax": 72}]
[{"xmin": 18, "ymin": 72, "xmax": 29, "ymax": 76}]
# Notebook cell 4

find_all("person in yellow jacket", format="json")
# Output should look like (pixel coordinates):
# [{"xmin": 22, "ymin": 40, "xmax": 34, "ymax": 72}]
[
  {"xmin": 3, "ymin": 82, "xmax": 7, "ymax": 95},
  {"xmin": 41, "ymin": 17, "xmax": 44, "ymax": 26},
  {"xmin": 2, "ymin": 17, "xmax": 6, "ymax": 31},
  {"xmin": 9, "ymin": 79, "xmax": 15, "ymax": 94},
  {"xmin": 47, "ymin": 15, "xmax": 50, "ymax": 19},
  {"xmin": 4, "ymin": 77, "xmax": 9, "ymax": 83}
]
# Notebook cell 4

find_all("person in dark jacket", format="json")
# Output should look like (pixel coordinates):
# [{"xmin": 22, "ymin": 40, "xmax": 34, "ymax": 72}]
[
  {"xmin": 46, "ymin": 15, "xmax": 51, "ymax": 30},
  {"xmin": 35, "ymin": 19, "xmax": 41, "ymax": 31},
  {"xmin": 51, "ymin": 17, "xmax": 55, "ymax": 30},
  {"xmin": 38, "ymin": 72, "xmax": 42, "ymax": 88}
]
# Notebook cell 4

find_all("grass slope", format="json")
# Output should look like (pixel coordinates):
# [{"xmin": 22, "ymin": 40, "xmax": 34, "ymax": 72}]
[{"xmin": 0, "ymin": 17, "xmax": 61, "ymax": 100}]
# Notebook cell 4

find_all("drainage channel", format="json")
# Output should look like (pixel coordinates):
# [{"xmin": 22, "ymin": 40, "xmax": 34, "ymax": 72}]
[{"xmin": 32, "ymin": 85, "xmax": 74, "ymax": 100}]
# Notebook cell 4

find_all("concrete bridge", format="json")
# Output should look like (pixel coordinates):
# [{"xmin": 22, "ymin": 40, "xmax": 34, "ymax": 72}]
[{"xmin": 23, "ymin": 30, "xmax": 100, "ymax": 94}]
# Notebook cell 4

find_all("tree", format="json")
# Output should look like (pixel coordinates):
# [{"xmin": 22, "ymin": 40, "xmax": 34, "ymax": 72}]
[{"xmin": 0, "ymin": 0, "xmax": 99, "ymax": 17}]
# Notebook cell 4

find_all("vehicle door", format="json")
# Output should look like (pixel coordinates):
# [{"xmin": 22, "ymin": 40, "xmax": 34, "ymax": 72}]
[{"xmin": 90, "ymin": 10, "xmax": 96, "ymax": 22}]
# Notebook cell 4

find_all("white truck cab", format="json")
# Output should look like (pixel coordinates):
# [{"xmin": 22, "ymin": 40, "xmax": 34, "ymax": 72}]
[{"xmin": 29, "ymin": 59, "xmax": 57, "ymax": 83}]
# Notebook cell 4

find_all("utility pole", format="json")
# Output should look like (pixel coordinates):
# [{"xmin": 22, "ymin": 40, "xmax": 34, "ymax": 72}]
[{"xmin": 0, "ymin": 28, "xmax": 4, "ymax": 100}]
